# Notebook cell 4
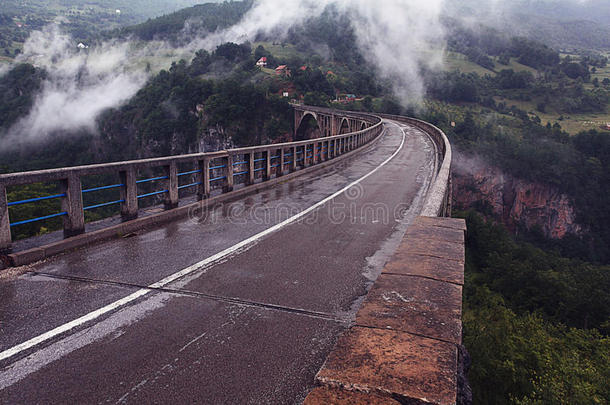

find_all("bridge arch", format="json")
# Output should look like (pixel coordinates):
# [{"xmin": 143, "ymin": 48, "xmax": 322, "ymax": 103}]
[
  {"xmin": 339, "ymin": 118, "xmax": 351, "ymax": 134},
  {"xmin": 360, "ymin": 121, "xmax": 367, "ymax": 131},
  {"xmin": 295, "ymin": 112, "xmax": 321, "ymax": 141}
]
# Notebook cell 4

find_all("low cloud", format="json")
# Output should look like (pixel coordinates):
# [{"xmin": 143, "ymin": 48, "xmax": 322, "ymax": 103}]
[
  {"xmin": 2, "ymin": 25, "xmax": 148, "ymax": 148},
  {"xmin": 2, "ymin": 0, "xmax": 598, "ymax": 151},
  {"xmin": 196, "ymin": 0, "xmax": 446, "ymax": 105}
]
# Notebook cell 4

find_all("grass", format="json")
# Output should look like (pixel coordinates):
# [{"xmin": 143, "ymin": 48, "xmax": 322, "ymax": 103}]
[
  {"xmin": 498, "ymin": 58, "xmax": 539, "ymax": 75},
  {"xmin": 253, "ymin": 42, "xmax": 307, "ymax": 62},
  {"xmin": 493, "ymin": 96, "xmax": 610, "ymax": 134},
  {"xmin": 443, "ymin": 52, "xmax": 542, "ymax": 77},
  {"xmin": 444, "ymin": 51, "xmax": 495, "ymax": 76}
]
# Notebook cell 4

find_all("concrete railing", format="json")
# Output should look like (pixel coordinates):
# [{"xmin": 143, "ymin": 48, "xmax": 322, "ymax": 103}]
[
  {"xmin": 0, "ymin": 110, "xmax": 383, "ymax": 255},
  {"xmin": 378, "ymin": 114, "xmax": 452, "ymax": 218}
]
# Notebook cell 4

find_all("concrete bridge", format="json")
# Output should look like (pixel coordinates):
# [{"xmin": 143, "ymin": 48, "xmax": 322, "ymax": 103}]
[
  {"xmin": 0, "ymin": 107, "xmax": 466, "ymax": 404},
  {"xmin": 293, "ymin": 106, "xmax": 374, "ymax": 139}
]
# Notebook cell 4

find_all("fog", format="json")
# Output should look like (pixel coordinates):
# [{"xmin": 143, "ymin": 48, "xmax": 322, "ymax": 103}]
[
  {"xmin": 1, "ymin": 0, "xmax": 601, "ymax": 149},
  {"xmin": 197, "ymin": 0, "xmax": 446, "ymax": 105}
]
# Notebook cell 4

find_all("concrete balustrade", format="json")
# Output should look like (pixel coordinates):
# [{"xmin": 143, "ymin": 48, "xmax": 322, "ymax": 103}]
[{"xmin": 0, "ymin": 109, "xmax": 382, "ymax": 256}]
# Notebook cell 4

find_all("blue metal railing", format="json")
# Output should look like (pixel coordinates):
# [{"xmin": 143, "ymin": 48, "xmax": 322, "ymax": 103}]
[
  {"xmin": 137, "ymin": 190, "xmax": 169, "ymax": 199},
  {"xmin": 82, "ymin": 184, "xmax": 123, "ymax": 193},
  {"xmin": 8, "ymin": 193, "xmax": 66, "ymax": 207},
  {"xmin": 178, "ymin": 182, "xmax": 202, "ymax": 190},
  {"xmin": 178, "ymin": 170, "xmax": 202, "ymax": 177},
  {"xmin": 10, "ymin": 212, "xmax": 67, "ymax": 227},
  {"xmin": 8, "ymin": 193, "xmax": 67, "ymax": 227},
  {"xmin": 84, "ymin": 200, "xmax": 125, "ymax": 211},
  {"xmin": 136, "ymin": 176, "xmax": 168, "ymax": 184}
]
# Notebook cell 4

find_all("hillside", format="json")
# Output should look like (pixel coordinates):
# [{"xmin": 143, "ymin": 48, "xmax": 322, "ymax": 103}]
[
  {"xmin": 446, "ymin": 0, "xmax": 610, "ymax": 50},
  {"xmin": 0, "ymin": 0, "xmax": 214, "ymax": 57}
]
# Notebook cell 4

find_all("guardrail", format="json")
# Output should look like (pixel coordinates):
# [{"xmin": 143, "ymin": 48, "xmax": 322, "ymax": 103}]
[
  {"xmin": 377, "ymin": 114, "xmax": 452, "ymax": 218},
  {"xmin": 0, "ymin": 111, "xmax": 383, "ymax": 253}
]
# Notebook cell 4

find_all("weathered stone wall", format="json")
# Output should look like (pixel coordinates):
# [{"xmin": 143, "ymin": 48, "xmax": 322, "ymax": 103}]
[{"xmin": 304, "ymin": 216, "xmax": 467, "ymax": 405}]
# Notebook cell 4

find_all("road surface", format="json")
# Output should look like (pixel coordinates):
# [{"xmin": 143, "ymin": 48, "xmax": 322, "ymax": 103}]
[{"xmin": 0, "ymin": 119, "xmax": 436, "ymax": 404}]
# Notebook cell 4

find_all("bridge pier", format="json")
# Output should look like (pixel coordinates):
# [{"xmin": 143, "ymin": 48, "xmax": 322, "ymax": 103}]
[
  {"xmin": 163, "ymin": 162, "xmax": 179, "ymax": 210},
  {"xmin": 120, "ymin": 168, "xmax": 138, "ymax": 221},
  {"xmin": 291, "ymin": 146, "xmax": 297, "ymax": 172},
  {"xmin": 224, "ymin": 155, "xmax": 234, "ymax": 193},
  {"xmin": 60, "ymin": 174, "xmax": 85, "ymax": 238},
  {"xmin": 277, "ymin": 147, "xmax": 285, "ymax": 177},
  {"xmin": 0, "ymin": 185, "xmax": 11, "ymax": 253},
  {"xmin": 200, "ymin": 158, "xmax": 211, "ymax": 199},
  {"xmin": 263, "ymin": 150, "xmax": 272, "ymax": 181}
]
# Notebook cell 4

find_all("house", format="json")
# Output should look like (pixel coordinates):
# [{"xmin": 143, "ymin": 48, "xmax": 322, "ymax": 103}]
[
  {"xmin": 278, "ymin": 84, "xmax": 297, "ymax": 98},
  {"xmin": 334, "ymin": 94, "xmax": 359, "ymax": 104},
  {"xmin": 256, "ymin": 57, "xmax": 267, "ymax": 67},
  {"xmin": 275, "ymin": 65, "xmax": 291, "ymax": 77},
  {"xmin": 77, "ymin": 43, "xmax": 88, "ymax": 49}
]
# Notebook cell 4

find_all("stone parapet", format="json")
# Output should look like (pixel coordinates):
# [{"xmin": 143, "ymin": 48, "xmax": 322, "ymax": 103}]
[{"xmin": 305, "ymin": 216, "xmax": 466, "ymax": 405}]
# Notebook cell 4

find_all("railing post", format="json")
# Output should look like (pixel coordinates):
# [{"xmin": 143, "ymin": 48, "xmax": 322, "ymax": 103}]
[
  {"xmin": 247, "ymin": 152, "xmax": 255, "ymax": 185},
  {"xmin": 224, "ymin": 154, "xmax": 234, "ymax": 192},
  {"xmin": 120, "ymin": 167, "xmax": 138, "ymax": 221},
  {"xmin": 264, "ymin": 149, "xmax": 272, "ymax": 181},
  {"xmin": 303, "ymin": 144, "xmax": 310, "ymax": 167},
  {"xmin": 312, "ymin": 141, "xmax": 319, "ymax": 165},
  {"xmin": 164, "ymin": 162, "xmax": 179, "ymax": 210},
  {"xmin": 0, "ymin": 185, "xmax": 11, "ymax": 253},
  {"xmin": 197, "ymin": 159, "xmax": 209, "ymax": 200},
  {"xmin": 292, "ymin": 146, "xmax": 298, "ymax": 172},
  {"xmin": 61, "ymin": 174, "xmax": 85, "ymax": 238},
  {"xmin": 277, "ymin": 147, "xmax": 285, "ymax": 177}
]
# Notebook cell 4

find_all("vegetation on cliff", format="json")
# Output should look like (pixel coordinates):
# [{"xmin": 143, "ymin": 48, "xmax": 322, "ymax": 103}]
[{"xmin": 460, "ymin": 211, "xmax": 610, "ymax": 404}]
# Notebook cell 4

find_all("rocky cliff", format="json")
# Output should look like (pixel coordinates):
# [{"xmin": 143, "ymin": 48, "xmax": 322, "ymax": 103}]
[{"xmin": 452, "ymin": 153, "xmax": 582, "ymax": 239}]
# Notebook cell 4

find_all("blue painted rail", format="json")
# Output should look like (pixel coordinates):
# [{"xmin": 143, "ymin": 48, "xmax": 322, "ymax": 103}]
[{"xmin": 1, "ymin": 109, "xmax": 383, "ymax": 252}]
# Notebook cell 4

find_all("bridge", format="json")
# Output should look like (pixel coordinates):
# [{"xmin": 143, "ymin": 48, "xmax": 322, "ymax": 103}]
[{"xmin": 0, "ymin": 106, "xmax": 466, "ymax": 404}]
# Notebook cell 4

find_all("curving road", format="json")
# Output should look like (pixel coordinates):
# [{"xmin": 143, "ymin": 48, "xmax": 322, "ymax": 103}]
[{"xmin": 0, "ymin": 119, "xmax": 436, "ymax": 404}]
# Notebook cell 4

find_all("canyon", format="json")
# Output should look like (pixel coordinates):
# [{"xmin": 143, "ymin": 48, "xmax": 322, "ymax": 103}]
[{"xmin": 452, "ymin": 153, "xmax": 582, "ymax": 239}]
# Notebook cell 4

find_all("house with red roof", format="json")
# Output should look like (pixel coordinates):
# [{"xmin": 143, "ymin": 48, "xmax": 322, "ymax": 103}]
[
  {"xmin": 256, "ymin": 57, "xmax": 268, "ymax": 67},
  {"xmin": 275, "ymin": 65, "xmax": 291, "ymax": 77}
]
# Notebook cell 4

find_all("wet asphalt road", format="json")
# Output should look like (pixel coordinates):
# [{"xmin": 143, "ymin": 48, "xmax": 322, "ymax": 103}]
[{"xmin": 0, "ymin": 120, "xmax": 435, "ymax": 404}]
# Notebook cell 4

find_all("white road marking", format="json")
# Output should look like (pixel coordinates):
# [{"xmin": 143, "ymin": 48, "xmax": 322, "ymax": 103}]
[{"xmin": 0, "ymin": 123, "xmax": 407, "ymax": 364}]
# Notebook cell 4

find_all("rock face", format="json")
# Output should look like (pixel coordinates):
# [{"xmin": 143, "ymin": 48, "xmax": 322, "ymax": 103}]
[{"xmin": 452, "ymin": 153, "xmax": 582, "ymax": 239}]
